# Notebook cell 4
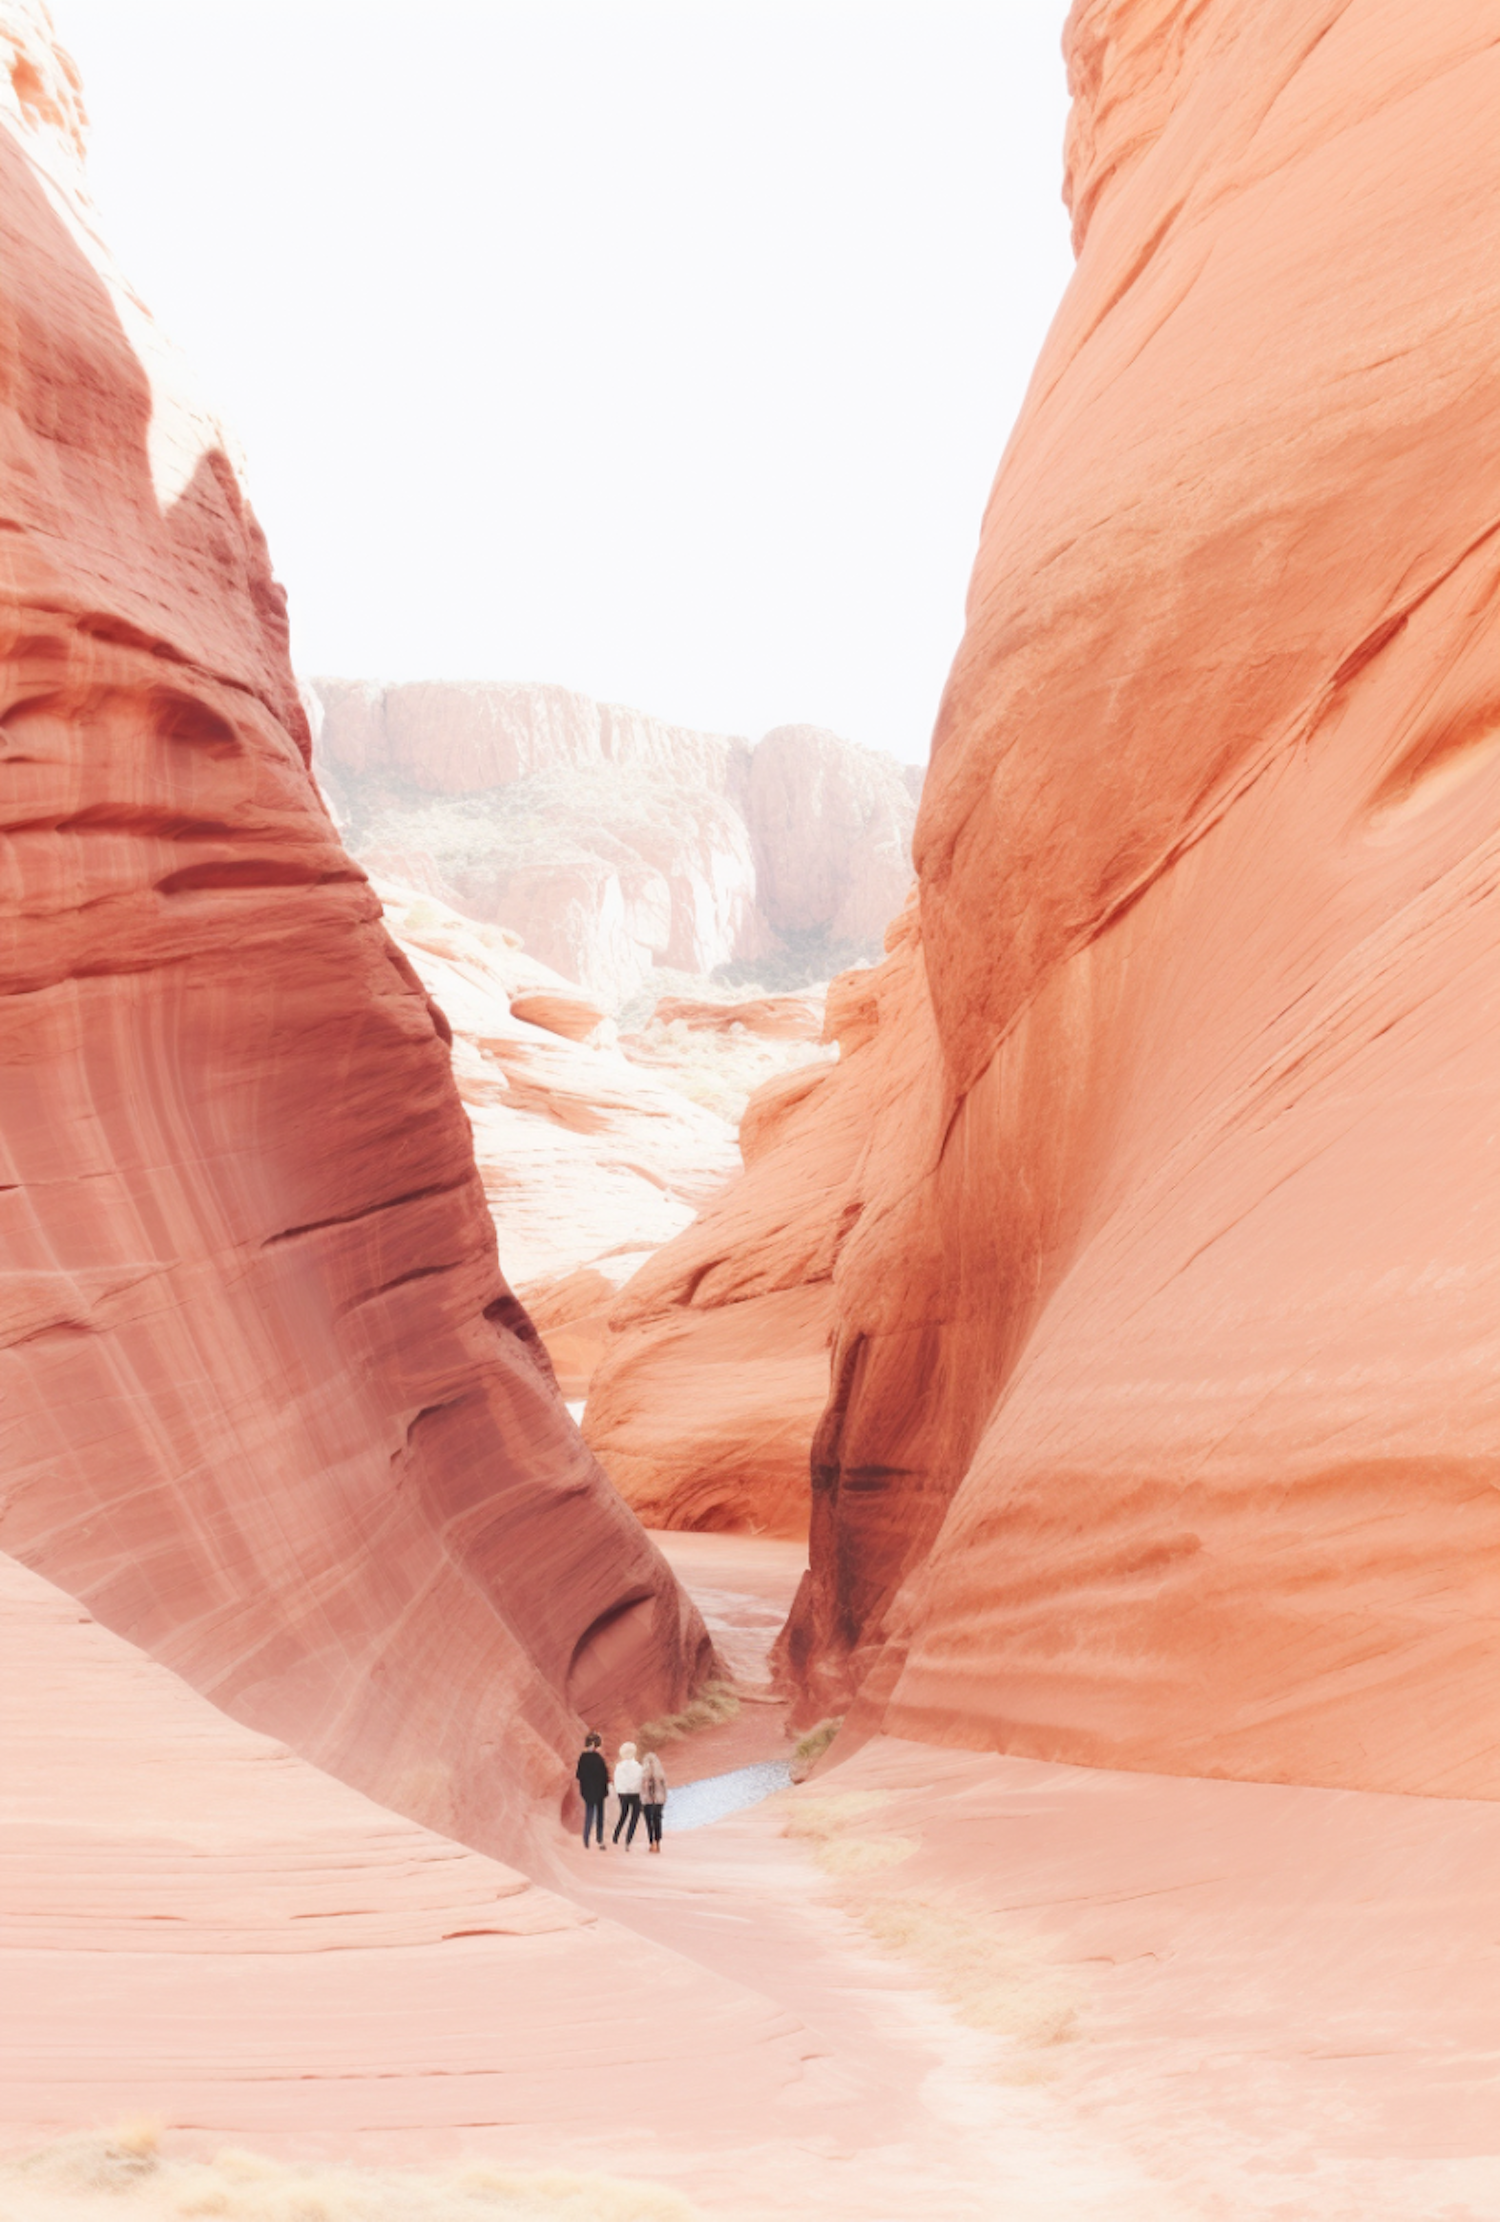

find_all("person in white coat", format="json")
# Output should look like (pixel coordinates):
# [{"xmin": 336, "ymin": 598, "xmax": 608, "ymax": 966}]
[{"xmin": 611, "ymin": 1740, "xmax": 644, "ymax": 1847}]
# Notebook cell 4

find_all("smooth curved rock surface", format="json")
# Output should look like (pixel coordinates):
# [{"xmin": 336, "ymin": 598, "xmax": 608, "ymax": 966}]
[
  {"xmin": 758, "ymin": 1734, "xmax": 1500, "ymax": 2218},
  {"xmin": 0, "ymin": 1551, "xmax": 804, "ymax": 2155},
  {"xmin": 0, "ymin": 4, "xmax": 709, "ymax": 1870},
  {"xmin": 595, "ymin": 0, "xmax": 1500, "ymax": 1797},
  {"xmin": 585, "ymin": 1282, "xmax": 836, "ymax": 1538},
  {"xmin": 313, "ymin": 680, "xmax": 918, "ymax": 1004}
]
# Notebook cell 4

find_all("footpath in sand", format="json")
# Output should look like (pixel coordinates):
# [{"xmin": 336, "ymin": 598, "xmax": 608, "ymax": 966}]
[{"xmin": 4, "ymin": 1534, "xmax": 1500, "ymax": 2221}]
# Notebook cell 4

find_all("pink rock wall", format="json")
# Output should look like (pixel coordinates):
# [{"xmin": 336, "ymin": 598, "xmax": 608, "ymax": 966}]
[
  {"xmin": 0, "ymin": 2, "xmax": 709, "ymax": 1867},
  {"xmin": 377, "ymin": 879, "xmax": 742, "ymax": 1296},
  {"xmin": 595, "ymin": 0, "xmax": 1500, "ymax": 1798}
]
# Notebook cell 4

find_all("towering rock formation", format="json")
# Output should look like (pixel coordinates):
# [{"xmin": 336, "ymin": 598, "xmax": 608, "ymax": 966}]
[
  {"xmin": 591, "ymin": 0, "xmax": 1500, "ymax": 1797},
  {"xmin": 0, "ymin": 0, "xmax": 709, "ymax": 1866},
  {"xmin": 313, "ymin": 679, "xmax": 918, "ymax": 1004}
]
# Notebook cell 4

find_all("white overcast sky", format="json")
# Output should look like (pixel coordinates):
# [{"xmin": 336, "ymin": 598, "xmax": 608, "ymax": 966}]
[{"xmin": 53, "ymin": 1, "xmax": 1076, "ymax": 763}]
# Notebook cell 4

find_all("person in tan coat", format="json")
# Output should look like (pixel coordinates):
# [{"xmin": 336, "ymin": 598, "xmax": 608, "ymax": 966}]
[{"xmin": 640, "ymin": 1750, "xmax": 668, "ymax": 1852}]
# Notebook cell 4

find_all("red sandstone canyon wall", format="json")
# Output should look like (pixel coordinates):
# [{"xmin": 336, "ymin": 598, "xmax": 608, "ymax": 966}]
[
  {"xmin": 591, "ymin": 0, "xmax": 1500, "ymax": 1797},
  {"xmin": 0, "ymin": 1, "xmax": 710, "ymax": 1867}
]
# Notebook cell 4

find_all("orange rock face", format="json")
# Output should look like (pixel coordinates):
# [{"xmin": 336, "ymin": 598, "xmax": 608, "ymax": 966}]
[
  {"xmin": 596, "ymin": 0, "xmax": 1500, "ymax": 1795},
  {"xmin": 582, "ymin": 965, "xmax": 884, "ymax": 1538},
  {"xmin": 0, "ymin": 8, "xmax": 709, "ymax": 1865}
]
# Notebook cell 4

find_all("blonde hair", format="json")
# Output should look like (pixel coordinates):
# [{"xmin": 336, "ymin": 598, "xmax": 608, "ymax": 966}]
[{"xmin": 619, "ymin": 1740, "xmax": 638, "ymax": 1758}]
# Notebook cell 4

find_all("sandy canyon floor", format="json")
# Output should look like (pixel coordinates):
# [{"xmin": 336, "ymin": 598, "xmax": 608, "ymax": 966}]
[{"xmin": 4, "ymin": 1533, "xmax": 1499, "ymax": 2222}]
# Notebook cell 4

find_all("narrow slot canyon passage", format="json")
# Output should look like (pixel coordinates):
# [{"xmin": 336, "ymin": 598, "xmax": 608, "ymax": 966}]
[
  {"xmin": 4, "ymin": 0, "xmax": 1499, "ymax": 2213},
  {"xmin": 549, "ymin": 1530, "xmax": 1169, "ymax": 2222}
]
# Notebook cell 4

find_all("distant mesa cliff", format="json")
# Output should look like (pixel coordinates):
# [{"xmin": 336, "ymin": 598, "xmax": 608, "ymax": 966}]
[
  {"xmin": 0, "ymin": 0, "xmax": 710, "ymax": 1870},
  {"xmin": 311, "ymin": 678, "xmax": 920, "ymax": 1004},
  {"xmin": 587, "ymin": 0, "xmax": 1500, "ymax": 1798}
]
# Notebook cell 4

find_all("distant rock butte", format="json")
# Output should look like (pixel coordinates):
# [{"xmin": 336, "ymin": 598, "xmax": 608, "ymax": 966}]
[
  {"xmin": 312, "ymin": 678, "xmax": 918, "ymax": 1004},
  {"xmin": 589, "ymin": 0, "xmax": 1500, "ymax": 1795},
  {"xmin": 0, "ymin": 6, "xmax": 710, "ymax": 1869}
]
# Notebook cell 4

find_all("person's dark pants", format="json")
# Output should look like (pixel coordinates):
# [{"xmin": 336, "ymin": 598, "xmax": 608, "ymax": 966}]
[
  {"xmin": 613, "ymin": 1792, "xmax": 642, "ymax": 1845},
  {"xmin": 642, "ymin": 1800, "xmax": 664, "ymax": 1845},
  {"xmin": 582, "ymin": 1798, "xmax": 606, "ymax": 1847}
]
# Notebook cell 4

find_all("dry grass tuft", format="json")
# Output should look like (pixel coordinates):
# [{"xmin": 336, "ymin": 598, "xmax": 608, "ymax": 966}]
[
  {"xmin": 811, "ymin": 1833, "xmax": 919, "ymax": 1881},
  {"xmin": 111, "ymin": 2120, "xmax": 165, "ymax": 2162},
  {"xmin": 777, "ymin": 1790, "xmax": 890, "ymax": 1844},
  {"xmin": 0, "ymin": 2140, "xmax": 702, "ymax": 2221},
  {"xmin": 777, "ymin": 1785, "xmax": 1081, "ymax": 2071},
  {"xmin": 790, "ymin": 1718, "xmax": 842, "ymax": 1771},
  {"xmin": 633, "ymin": 1679, "xmax": 739, "ymax": 1750},
  {"xmin": 859, "ymin": 1892, "xmax": 1081, "ymax": 2054}
]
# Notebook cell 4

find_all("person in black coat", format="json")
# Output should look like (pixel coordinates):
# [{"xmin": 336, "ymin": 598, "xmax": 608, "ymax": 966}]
[{"xmin": 575, "ymin": 1731, "xmax": 609, "ymax": 1848}]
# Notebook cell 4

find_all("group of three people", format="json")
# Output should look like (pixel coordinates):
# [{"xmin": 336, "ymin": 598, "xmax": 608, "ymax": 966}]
[{"xmin": 575, "ymin": 1733, "xmax": 668, "ymax": 1851}]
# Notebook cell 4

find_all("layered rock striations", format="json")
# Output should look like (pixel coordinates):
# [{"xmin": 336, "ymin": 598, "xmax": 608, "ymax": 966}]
[
  {"xmin": 313, "ymin": 678, "xmax": 918, "ymax": 1004},
  {"xmin": 591, "ymin": 0, "xmax": 1500, "ymax": 1795},
  {"xmin": 0, "ymin": 2, "xmax": 709, "ymax": 1868}
]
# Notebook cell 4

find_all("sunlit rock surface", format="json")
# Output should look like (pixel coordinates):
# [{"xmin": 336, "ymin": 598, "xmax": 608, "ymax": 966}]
[
  {"xmin": 594, "ymin": 0, "xmax": 1500, "ymax": 1795},
  {"xmin": 0, "ymin": 0, "xmax": 709, "ymax": 1867},
  {"xmin": 617, "ymin": 988, "xmax": 836, "ymax": 1127},
  {"xmin": 313, "ymin": 678, "xmax": 918, "ymax": 1004}
]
